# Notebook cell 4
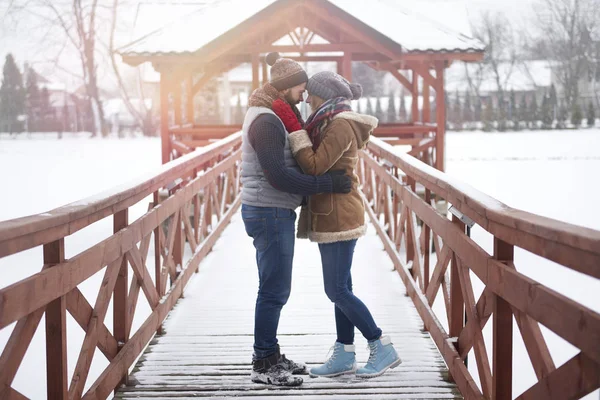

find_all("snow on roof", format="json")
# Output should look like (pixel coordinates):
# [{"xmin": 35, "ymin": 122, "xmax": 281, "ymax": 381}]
[
  {"xmin": 328, "ymin": 0, "xmax": 482, "ymax": 53},
  {"xmin": 444, "ymin": 60, "xmax": 553, "ymax": 94},
  {"xmin": 131, "ymin": 2, "xmax": 213, "ymax": 41},
  {"xmin": 118, "ymin": 0, "xmax": 277, "ymax": 55},
  {"xmin": 119, "ymin": 0, "xmax": 483, "ymax": 56}
]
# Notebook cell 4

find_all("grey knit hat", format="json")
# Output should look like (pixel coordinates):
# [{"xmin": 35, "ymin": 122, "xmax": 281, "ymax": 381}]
[{"xmin": 306, "ymin": 71, "xmax": 363, "ymax": 101}]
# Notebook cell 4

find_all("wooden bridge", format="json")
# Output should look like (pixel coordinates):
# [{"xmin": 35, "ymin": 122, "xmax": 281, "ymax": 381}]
[
  {"xmin": 1, "ymin": 1, "xmax": 600, "ymax": 399},
  {"xmin": 1, "ymin": 133, "xmax": 599, "ymax": 399}
]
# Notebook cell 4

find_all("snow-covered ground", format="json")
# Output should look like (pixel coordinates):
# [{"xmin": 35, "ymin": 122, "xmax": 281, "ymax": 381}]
[{"xmin": 0, "ymin": 130, "xmax": 599, "ymax": 399}]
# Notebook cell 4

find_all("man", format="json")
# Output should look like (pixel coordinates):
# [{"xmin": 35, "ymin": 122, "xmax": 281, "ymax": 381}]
[{"xmin": 241, "ymin": 52, "xmax": 352, "ymax": 387}]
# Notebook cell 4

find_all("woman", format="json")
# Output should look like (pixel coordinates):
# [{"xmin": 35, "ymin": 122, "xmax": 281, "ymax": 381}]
[{"xmin": 281, "ymin": 71, "xmax": 401, "ymax": 379}]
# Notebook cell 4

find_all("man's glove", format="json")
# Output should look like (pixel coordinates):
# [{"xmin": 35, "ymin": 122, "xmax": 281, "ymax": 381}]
[
  {"xmin": 327, "ymin": 170, "xmax": 352, "ymax": 194},
  {"xmin": 272, "ymin": 98, "xmax": 303, "ymax": 132}
]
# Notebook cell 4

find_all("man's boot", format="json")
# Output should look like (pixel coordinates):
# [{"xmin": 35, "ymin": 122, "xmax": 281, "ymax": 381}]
[{"xmin": 251, "ymin": 349, "xmax": 303, "ymax": 386}]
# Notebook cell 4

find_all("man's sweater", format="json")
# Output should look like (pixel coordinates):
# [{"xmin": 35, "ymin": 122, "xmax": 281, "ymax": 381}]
[{"xmin": 248, "ymin": 113, "xmax": 332, "ymax": 195}]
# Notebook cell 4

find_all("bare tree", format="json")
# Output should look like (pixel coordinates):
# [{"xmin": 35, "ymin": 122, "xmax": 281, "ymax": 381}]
[
  {"xmin": 107, "ymin": 0, "xmax": 156, "ymax": 136},
  {"xmin": 535, "ymin": 0, "xmax": 600, "ymax": 109},
  {"xmin": 469, "ymin": 11, "xmax": 519, "ymax": 101},
  {"xmin": 7, "ymin": 1, "xmax": 108, "ymax": 137}
]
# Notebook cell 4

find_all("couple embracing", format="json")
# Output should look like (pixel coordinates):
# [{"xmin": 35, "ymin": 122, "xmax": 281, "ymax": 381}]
[{"xmin": 240, "ymin": 52, "xmax": 401, "ymax": 387}]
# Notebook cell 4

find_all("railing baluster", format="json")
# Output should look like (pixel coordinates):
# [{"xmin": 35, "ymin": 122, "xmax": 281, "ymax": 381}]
[
  {"xmin": 449, "ymin": 215, "xmax": 465, "ymax": 346},
  {"xmin": 493, "ymin": 237, "xmax": 514, "ymax": 400},
  {"xmin": 424, "ymin": 188, "xmax": 431, "ymax": 291},
  {"xmin": 113, "ymin": 209, "xmax": 129, "ymax": 391},
  {"xmin": 44, "ymin": 239, "xmax": 67, "ymax": 400}
]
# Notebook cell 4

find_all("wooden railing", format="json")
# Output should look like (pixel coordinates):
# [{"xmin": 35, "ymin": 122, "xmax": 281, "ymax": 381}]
[
  {"xmin": 168, "ymin": 123, "xmax": 438, "ymax": 165},
  {"xmin": 0, "ymin": 132, "xmax": 242, "ymax": 399},
  {"xmin": 358, "ymin": 137, "xmax": 600, "ymax": 400}
]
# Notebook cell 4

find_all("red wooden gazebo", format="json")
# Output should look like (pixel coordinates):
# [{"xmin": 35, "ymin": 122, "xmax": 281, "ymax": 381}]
[{"xmin": 118, "ymin": 0, "xmax": 485, "ymax": 171}]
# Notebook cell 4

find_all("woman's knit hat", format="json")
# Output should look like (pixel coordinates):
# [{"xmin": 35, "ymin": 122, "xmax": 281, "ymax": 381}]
[
  {"xmin": 266, "ymin": 52, "xmax": 308, "ymax": 91},
  {"xmin": 306, "ymin": 71, "xmax": 363, "ymax": 101}
]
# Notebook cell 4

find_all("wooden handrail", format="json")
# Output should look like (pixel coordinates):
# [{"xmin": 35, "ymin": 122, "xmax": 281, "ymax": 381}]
[
  {"xmin": 0, "ymin": 132, "xmax": 242, "ymax": 258},
  {"xmin": 0, "ymin": 131, "xmax": 243, "ymax": 399},
  {"xmin": 359, "ymin": 137, "xmax": 600, "ymax": 400},
  {"xmin": 367, "ymin": 136, "xmax": 600, "ymax": 279}
]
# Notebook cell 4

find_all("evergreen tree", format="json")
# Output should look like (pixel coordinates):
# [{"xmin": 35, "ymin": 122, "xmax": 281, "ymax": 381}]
[
  {"xmin": 375, "ymin": 96, "xmax": 384, "ymax": 121},
  {"xmin": 529, "ymin": 95, "xmax": 539, "ymax": 129},
  {"xmin": 587, "ymin": 101, "xmax": 596, "ymax": 127},
  {"xmin": 386, "ymin": 92, "xmax": 397, "ymax": 123},
  {"xmin": 61, "ymin": 100, "xmax": 69, "ymax": 137},
  {"xmin": 541, "ymin": 93, "xmax": 553, "ymax": 129},
  {"xmin": 452, "ymin": 91, "xmax": 462, "ymax": 130},
  {"xmin": 25, "ymin": 67, "xmax": 40, "ymax": 132},
  {"xmin": 366, "ymin": 97, "xmax": 374, "ymax": 116},
  {"xmin": 497, "ymin": 95, "xmax": 507, "ymax": 132},
  {"xmin": 556, "ymin": 101, "xmax": 568, "ymax": 129},
  {"xmin": 482, "ymin": 99, "xmax": 494, "ymax": 132},
  {"xmin": 40, "ymin": 87, "xmax": 51, "ymax": 132},
  {"xmin": 518, "ymin": 93, "xmax": 528, "ymax": 130},
  {"xmin": 474, "ymin": 97, "xmax": 482, "ymax": 124},
  {"xmin": 355, "ymin": 98, "xmax": 363, "ymax": 114},
  {"xmin": 398, "ymin": 93, "xmax": 407, "ymax": 122},
  {"xmin": 463, "ymin": 91, "xmax": 472, "ymax": 129},
  {"xmin": 509, "ymin": 90, "xmax": 517, "ymax": 130},
  {"xmin": 571, "ymin": 102, "xmax": 583, "ymax": 128},
  {"xmin": 549, "ymin": 84, "xmax": 558, "ymax": 122},
  {"xmin": 0, "ymin": 54, "xmax": 25, "ymax": 134}
]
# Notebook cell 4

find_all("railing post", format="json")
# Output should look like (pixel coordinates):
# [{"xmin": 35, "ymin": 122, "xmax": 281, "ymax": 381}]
[
  {"xmin": 423, "ymin": 189, "xmax": 431, "ymax": 291},
  {"xmin": 173, "ymin": 211, "xmax": 184, "ymax": 278},
  {"xmin": 153, "ymin": 191, "xmax": 165, "ymax": 335},
  {"xmin": 44, "ymin": 239, "xmax": 67, "ymax": 400},
  {"xmin": 113, "ymin": 209, "xmax": 129, "ymax": 390},
  {"xmin": 449, "ymin": 214, "xmax": 465, "ymax": 338},
  {"xmin": 406, "ymin": 176, "xmax": 416, "ymax": 267},
  {"xmin": 493, "ymin": 237, "xmax": 513, "ymax": 400}
]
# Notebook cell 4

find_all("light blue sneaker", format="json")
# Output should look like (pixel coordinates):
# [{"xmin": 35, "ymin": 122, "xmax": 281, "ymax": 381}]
[
  {"xmin": 309, "ymin": 342, "xmax": 357, "ymax": 378},
  {"xmin": 356, "ymin": 335, "xmax": 402, "ymax": 378}
]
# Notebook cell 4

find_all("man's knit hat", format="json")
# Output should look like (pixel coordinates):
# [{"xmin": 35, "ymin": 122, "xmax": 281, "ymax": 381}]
[
  {"xmin": 307, "ymin": 71, "xmax": 363, "ymax": 101},
  {"xmin": 266, "ymin": 52, "xmax": 308, "ymax": 91}
]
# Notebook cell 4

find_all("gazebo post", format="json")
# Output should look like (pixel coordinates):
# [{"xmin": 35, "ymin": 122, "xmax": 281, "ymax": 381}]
[
  {"xmin": 252, "ymin": 53, "xmax": 260, "ymax": 91},
  {"xmin": 423, "ymin": 78, "xmax": 430, "ymax": 124},
  {"xmin": 411, "ymin": 70, "xmax": 419, "ymax": 123},
  {"xmin": 342, "ymin": 52, "xmax": 352, "ymax": 81},
  {"xmin": 160, "ymin": 74, "xmax": 171, "ymax": 164},
  {"xmin": 262, "ymin": 57, "xmax": 268, "ymax": 85},
  {"xmin": 187, "ymin": 75, "xmax": 194, "ymax": 124},
  {"xmin": 434, "ymin": 61, "xmax": 445, "ymax": 171},
  {"xmin": 174, "ymin": 81, "xmax": 182, "ymax": 126}
]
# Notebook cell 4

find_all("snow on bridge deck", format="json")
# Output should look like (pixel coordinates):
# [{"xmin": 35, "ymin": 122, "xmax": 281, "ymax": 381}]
[{"xmin": 115, "ymin": 212, "xmax": 462, "ymax": 399}]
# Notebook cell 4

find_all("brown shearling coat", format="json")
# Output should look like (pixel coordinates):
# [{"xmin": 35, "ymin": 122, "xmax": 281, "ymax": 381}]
[{"xmin": 288, "ymin": 112, "xmax": 378, "ymax": 243}]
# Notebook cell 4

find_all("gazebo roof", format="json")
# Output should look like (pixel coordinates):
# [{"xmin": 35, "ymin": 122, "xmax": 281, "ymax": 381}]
[{"xmin": 118, "ymin": 0, "xmax": 484, "ymax": 58}]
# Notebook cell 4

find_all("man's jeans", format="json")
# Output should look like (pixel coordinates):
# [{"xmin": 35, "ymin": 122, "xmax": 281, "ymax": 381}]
[
  {"xmin": 242, "ymin": 204, "xmax": 296, "ymax": 360},
  {"xmin": 318, "ymin": 239, "xmax": 382, "ymax": 345}
]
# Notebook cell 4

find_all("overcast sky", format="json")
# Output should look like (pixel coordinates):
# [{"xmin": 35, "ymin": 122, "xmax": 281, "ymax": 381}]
[{"xmin": 0, "ymin": 0, "xmax": 537, "ymax": 88}]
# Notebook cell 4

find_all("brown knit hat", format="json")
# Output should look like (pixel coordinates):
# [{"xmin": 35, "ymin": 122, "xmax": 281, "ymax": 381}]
[{"xmin": 265, "ymin": 52, "xmax": 308, "ymax": 91}]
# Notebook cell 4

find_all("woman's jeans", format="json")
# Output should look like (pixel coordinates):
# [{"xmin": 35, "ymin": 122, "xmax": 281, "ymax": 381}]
[
  {"xmin": 318, "ymin": 239, "xmax": 382, "ymax": 344},
  {"xmin": 241, "ymin": 204, "xmax": 296, "ymax": 360}
]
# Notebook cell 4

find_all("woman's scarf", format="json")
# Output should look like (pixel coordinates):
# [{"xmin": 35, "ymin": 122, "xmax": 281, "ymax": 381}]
[
  {"xmin": 248, "ymin": 82, "xmax": 304, "ymax": 125},
  {"xmin": 304, "ymin": 97, "xmax": 352, "ymax": 150}
]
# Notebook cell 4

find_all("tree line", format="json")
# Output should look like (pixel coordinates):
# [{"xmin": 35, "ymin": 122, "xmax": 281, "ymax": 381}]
[{"xmin": 0, "ymin": 53, "xmax": 97, "ymax": 135}]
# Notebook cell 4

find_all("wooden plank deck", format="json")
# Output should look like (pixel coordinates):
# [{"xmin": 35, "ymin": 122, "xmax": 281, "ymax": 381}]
[{"xmin": 116, "ymin": 212, "xmax": 462, "ymax": 399}]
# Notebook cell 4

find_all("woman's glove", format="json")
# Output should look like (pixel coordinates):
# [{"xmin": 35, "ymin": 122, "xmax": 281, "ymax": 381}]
[{"xmin": 272, "ymin": 98, "xmax": 303, "ymax": 132}]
